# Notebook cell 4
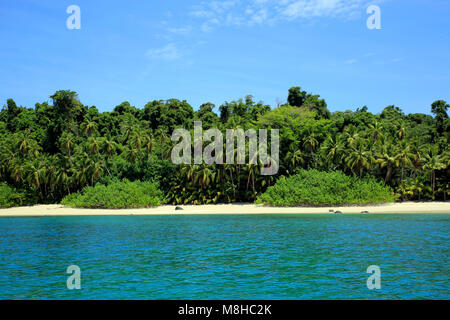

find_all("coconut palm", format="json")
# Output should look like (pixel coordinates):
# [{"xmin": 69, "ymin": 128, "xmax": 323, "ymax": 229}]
[
  {"xmin": 195, "ymin": 165, "xmax": 215, "ymax": 189},
  {"xmin": 344, "ymin": 139, "xmax": 372, "ymax": 178},
  {"xmin": 423, "ymin": 152, "xmax": 447, "ymax": 196},
  {"xmin": 342, "ymin": 125, "xmax": 360, "ymax": 147},
  {"xmin": 82, "ymin": 121, "xmax": 98, "ymax": 137},
  {"xmin": 376, "ymin": 143, "xmax": 399, "ymax": 184},
  {"xmin": 396, "ymin": 142, "xmax": 414, "ymax": 181},
  {"xmin": 368, "ymin": 121, "xmax": 384, "ymax": 143},
  {"xmin": 285, "ymin": 143, "xmax": 305, "ymax": 173},
  {"xmin": 321, "ymin": 135, "xmax": 343, "ymax": 167}
]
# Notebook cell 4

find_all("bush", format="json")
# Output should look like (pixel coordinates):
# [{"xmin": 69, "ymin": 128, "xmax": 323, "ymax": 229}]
[
  {"xmin": 61, "ymin": 180, "xmax": 163, "ymax": 209},
  {"xmin": 0, "ymin": 183, "xmax": 27, "ymax": 208},
  {"xmin": 106, "ymin": 156, "xmax": 178, "ymax": 194},
  {"xmin": 256, "ymin": 170, "xmax": 396, "ymax": 207}
]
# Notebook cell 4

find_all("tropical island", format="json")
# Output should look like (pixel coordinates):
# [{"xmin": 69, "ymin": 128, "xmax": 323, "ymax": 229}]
[{"xmin": 0, "ymin": 86, "xmax": 448, "ymax": 212}]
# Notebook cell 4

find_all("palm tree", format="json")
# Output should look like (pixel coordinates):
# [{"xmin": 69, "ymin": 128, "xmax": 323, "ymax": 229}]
[
  {"xmin": 103, "ymin": 139, "xmax": 117, "ymax": 157},
  {"xmin": 423, "ymin": 152, "xmax": 447, "ymax": 196},
  {"xmin": 10, "ymin": 160, "xmax": 24, "ymax": 182},
  {"xmin": 344, "ymin": 139, "xmax": 372, "ymax": 178},
  {"xmin": 195, "ymin": 165, "xmax": 215, "ymax": 189},
  {"xmin": 343, "ymin": 125, "xmax": 360, "ymax": 147},
  {"xmin": 285, "ymin": 143, "xmax": 305, "ymax": 173},
  {"xmin": 410, "ymin": 142, "xmax": 426, "ymax": 176},
  {"xmin": 302, "ymin": 132, "xmax": 318, "ymax": 153},
  {"xmin": 82, "ymin": 121, "xmax": 98, "ymax": 137},
  {"xmin": 368, "ymin": 121, "xmax": 384, "ymax": 143},
  {"xmin": 321, "ymin": 135, "xmax": 343, "ymax": 167},
  {"xmin": 144, "ymin": 135, "xmax": 153, "ymax": 156},
  {"xmin": 18, "ymin": 135, "xmax": 30, "ymax": 154},
  {"xmin": 124, "ymin": 146, "xmax": 139, "ymax": 163},
  {"xmin": 410, "ymin": 178, "xmax": 425, "ymax": 201},
  {"xmin": 396, "ymin": 142, "xmax": 414, "ymax": 181},
  {"xmin": 87, "ymin": 138, "xmax": 100, "ymax": 156},
  {"xmin": 0, "ymin": 147, "xmax": 15, "ymax": 180},
  {"xmin": 302, "ymin": 132, "xmax": 319, "ymax": 169},
  {"xmin": 75, "ymin": 156, "xmax": 91, "ymax": 188},
  {"xmin": 397, "ymin": 182, "xmax": 414, "ymax": 201},
  {"xmin": 436, "ymin": 182, "xmax": 449, "ymax": 201},
  {"xmin": 396, "ymin": 124, "xmax": 406, "ymax": 141},
  {"xmin": 25, "ymin": 164, "xmax": 41, "ymax": 188},
  {"xmin": 92, "ymin": 161, "xmax": 103, "ymax": 181},
  {"xmin": 245, "ymin": 151, "xmax": 259, "ymax": 193},
  {"xmin": 131, "ymin": 131, "xmax": 143, "ymax": 150},
  {"xmin": 55, "ymin": 168, "xmax": 72, "ymax": 194},
  {"xmin": 63, "ymin": 135, "xmax": 73, "ymax": 159},
  {"xmin": 376, "ymin": 143, "xmax": 399, "ymax": 184}
]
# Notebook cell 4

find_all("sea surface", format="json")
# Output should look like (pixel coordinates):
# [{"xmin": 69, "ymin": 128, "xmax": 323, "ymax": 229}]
[{"xmin": 0, "ymin": 214, "xmax": 448, "ymax": 299}]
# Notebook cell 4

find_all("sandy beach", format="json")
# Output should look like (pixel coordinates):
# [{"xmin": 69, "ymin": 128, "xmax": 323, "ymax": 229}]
[{"xmin": 0, "ymin": 202, "xmax": 449, "ymax": 217}]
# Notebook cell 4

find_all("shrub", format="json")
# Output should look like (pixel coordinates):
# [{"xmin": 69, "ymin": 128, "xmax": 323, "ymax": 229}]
[
  {"xmin": 106, "ymin": 156, "xmax": 178, "ymax": 194},
  {"xmin": 61, "ymin": 180, "xmax": 163, "ymax": 209},
  {"xmin": 0, "ymin": 183, "xmax": 26, "ymax": 208},
  {"xmin": 256, "ymin": 170, "xmax": 396, "ymax": 207}
]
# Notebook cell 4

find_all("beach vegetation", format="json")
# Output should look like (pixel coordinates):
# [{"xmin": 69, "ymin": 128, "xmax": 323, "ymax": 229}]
[
  {"xmin": 61, "ymin": 180, "xmax": 163, "ymax": 209},
  {"xmin": 0, "ymin": 183, "xmax": 29, "ymax": 208},
  {"xmin": 256, "ymin": 170, "xmax": 397, "ymax": 206}
]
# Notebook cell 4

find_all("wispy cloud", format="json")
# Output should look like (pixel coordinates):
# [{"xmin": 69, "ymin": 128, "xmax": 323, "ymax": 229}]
[
  {"xmin": 201, "ymin": 18, "xmax": 220, "ymax": 32},
  {"xmin": 391, "ymin": 57, "xmax": 405, "ymax": 63},
  {"xmin": 157, "ymin": 1, "xmax": 385, "ymax": 64},
  {"xmin": 146, "ymin": 43, "xmax": 181, "ymax": 61},
  {"xmin": 188, "ymin": 0, "xmax": 382, "ymax": 31},
  {"xmin": 167, "ymin": 26, "xmax": 192, "ymax": 35},
  {"xmin": 347, "ymin": 53, "xmax": 405, "ymax": 65},
  {"xmin": 374, "ymin": 57, "xmax": 406, "ymax": 65}
]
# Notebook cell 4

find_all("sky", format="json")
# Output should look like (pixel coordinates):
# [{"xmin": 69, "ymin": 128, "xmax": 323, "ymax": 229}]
[{"xmin": 0, "ymin": 0, "xmax": 449, "ymax": 115}]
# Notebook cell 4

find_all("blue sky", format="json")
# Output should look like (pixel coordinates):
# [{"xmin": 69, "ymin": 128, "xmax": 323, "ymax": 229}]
[{"xmin": 0, "ymin": 0, "xmax": 449, "ymax": 115}]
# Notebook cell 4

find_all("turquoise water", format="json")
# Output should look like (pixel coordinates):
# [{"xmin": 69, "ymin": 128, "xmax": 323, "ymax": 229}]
[{"xmin": 0, "ymin": 214, "xmax": 448, "ymax": 300}]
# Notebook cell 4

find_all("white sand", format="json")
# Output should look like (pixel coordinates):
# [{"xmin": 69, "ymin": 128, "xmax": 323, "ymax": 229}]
[{"xmin": 0, "ymin": 202, "xmax": 449, "ymax": 217}]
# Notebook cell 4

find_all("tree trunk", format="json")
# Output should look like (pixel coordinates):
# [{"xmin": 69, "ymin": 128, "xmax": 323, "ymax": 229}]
[
  {"xmin": 432, "ymin": 170, "xmax": 435, "ymax": 195},
  {"xmin": 357, "ymin": 162, "xmax": 362, "ymax": 178},
  {"xmin": 385, "ymin": 166, "xmax": 392, "ymax": 184}
]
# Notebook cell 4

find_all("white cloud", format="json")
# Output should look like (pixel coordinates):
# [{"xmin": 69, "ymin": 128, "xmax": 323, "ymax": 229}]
[
  {"xmin": 189, "ymin": 0, "xmax": 383, "ymax": 31},
  {"xmin": 146, "ymin": 43, "xmax": 181, "ymax": 61},
  {"xmin": 282, "ymin": 0, "xmax": 342, "ymax": 19},
  {"xmin": 167, "ymin": 26, "xmax": 192, "ymax": 35},
  {"xmin": 201, "ymin": 18, "xmax": 220, "ymax": 32}
]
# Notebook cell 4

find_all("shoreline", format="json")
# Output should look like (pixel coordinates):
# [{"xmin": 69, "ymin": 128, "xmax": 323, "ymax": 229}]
[{"xmin": 0, "ymin": 202, "xmax": 449, "ymax": 217}]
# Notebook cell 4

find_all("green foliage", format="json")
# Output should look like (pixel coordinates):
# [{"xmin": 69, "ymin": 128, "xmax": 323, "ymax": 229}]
[
  {"xmin": 143, "ymin": 99, "xmax": 194, "ymax": 132},
  {"xmin": 0, "ymin": 88, "xmax": 448, "ymax": 208},
  {"xmin": 431, "ymin": 100, "xmax": 449, "ymax": 136},
  {"xmin": 287, "ymin": 86, "xmax": 330, "ymax": 119},
  {"xmin": 61, "ymin": 180, "xmax": 163, "ymax": 209},
  {"xmin": 257, "ymin": 170, "xmax": 397, "ymax": 206},
  {"xmin": 0, "ymin": 183, "xmax": 27, "ymax": 208}
]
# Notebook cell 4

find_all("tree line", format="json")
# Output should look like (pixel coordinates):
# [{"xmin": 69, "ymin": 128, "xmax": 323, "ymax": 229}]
[{"xmin": 0, "ymin": 87, "xmax": 448, "ymax": 206}]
